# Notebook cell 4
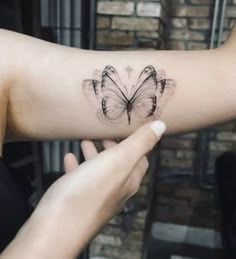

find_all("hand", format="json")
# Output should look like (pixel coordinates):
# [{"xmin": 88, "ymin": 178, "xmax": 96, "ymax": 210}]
[{"xmin": 2, "ymin": 120, "xmax": 166, "ymax": 259}]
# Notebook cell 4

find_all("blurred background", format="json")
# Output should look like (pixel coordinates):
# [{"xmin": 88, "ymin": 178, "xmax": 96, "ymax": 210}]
[{"xmin": 0, "ymin": 0, "xmax": 236, "ymax": 259}]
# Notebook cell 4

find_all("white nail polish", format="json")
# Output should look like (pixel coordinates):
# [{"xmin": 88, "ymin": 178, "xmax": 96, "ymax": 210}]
[{"xmin": 150, "ymin": 120, "xmax": 166, "ymax": 138}]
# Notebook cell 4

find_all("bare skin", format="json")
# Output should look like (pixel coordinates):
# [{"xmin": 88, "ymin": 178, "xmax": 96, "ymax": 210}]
[{"xmin": 0, "ymin": 24, "xmax": 236, "ymax": 258}]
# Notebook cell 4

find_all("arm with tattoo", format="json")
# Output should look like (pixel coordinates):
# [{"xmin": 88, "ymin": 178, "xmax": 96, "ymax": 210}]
[{"xmin": 0, "ymin": 26, "xmax": 235, "ymax": 142}]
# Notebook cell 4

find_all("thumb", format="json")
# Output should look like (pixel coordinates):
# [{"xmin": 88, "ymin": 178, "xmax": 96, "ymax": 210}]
[{"xmin": 118, "ymin": 120, "xmax": 166, "ymax": 163}]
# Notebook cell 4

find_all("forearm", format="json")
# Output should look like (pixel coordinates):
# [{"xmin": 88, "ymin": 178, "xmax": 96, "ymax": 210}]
[
  {"xmin": 1, "ymin": 205, "xmax": 94, "ymax": 259},
  {"xmin": 3, "ymin": 29, "xmax": 236, "ymax": 141},
  {"xmin": 2, "ymin": 197, "xmax": 101, "ymax": 259}
]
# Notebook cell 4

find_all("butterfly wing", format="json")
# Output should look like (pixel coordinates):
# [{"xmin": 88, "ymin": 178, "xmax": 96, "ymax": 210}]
[
  {"xmin": 101, "ymin": 65, "xmax": 129, "ymax": 100},
  {"xmin": 97, "ymin": 96, "xmax": 127, "ymax": 123},
  {"xmin": 156, "ymin": 77, "xmax": 176, "ymax": 110},
  {"xmin": 130, "ymin": 66, "xmax": 176, "ymax": 122},
  {"xmin": 99, "ymin": 65, "xmax": 129, "ymax": 123},
  {"xmin": 130, "ymin": 66, "xmax": 159, "ymax": 122},
  {"xmin": 83, "ymin": 66, "xmax": 129, "ymax": 123},
  {"xmin": 83, "ymin": 79, "xmax": 103, "ymax": 107},
  {"xmin": 130, "ymin": 66, "xmax": 157, "ymax": 96}
]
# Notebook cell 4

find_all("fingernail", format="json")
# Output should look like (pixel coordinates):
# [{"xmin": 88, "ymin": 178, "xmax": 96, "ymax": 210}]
[{"xmin": 150, "ymin": 120, "xmax": 166, "ymax": 138}]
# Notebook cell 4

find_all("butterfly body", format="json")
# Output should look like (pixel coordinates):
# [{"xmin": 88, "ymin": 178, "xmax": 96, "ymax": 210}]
[
  {"xmin": 83, "ymin": 65, "xmax": 176, "ymax": 125},
  {"xmin": 101, "ymin": 94, "xmax": 133, "ymax": 125},
  {"xmin": 126, "ymin": 100, "xmax": 133, "ymax": 125}
]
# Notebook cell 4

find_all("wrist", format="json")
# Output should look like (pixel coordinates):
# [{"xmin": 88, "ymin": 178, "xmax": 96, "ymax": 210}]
[{"xmin": 2, "ymin": 203, "xmax": 85, "ymax": 259}]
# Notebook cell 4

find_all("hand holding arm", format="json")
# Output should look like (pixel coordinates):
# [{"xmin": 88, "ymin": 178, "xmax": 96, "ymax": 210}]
[{"xmin": 1, "ymin": 121, "xmax": 166, "ymax": 259}]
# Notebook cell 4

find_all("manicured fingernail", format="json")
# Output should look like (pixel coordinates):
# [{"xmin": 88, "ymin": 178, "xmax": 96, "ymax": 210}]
[{"xmin": 150, "ymin": 120, "xmax": 166, "ymax": 138}]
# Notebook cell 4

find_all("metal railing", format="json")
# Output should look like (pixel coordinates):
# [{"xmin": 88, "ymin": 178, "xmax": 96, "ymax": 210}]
[{"xmin": 40, "ymin": 0, "xmax": 96, "ymax": 175}]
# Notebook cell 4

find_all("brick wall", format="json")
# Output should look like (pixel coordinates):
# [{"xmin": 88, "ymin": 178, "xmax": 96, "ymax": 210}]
[
  {"xmin": 154, "ymin": 1, "xmax": 236, "ymax": 257},
  {"xmin": 92, "ymin": 1, "xmax": 236, "ymax": 258},
  {"xmin": 96, "ymin": 0, "xmax": 167, "ymax": 50},
  {"xmin": 167, "ymin": 0, "xmax": 213, "ymax": 50}
]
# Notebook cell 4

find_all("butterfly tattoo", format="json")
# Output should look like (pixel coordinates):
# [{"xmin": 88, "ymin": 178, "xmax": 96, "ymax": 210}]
[{"xmin": 83, "ymin": 65, "xmax": 176, "ymax": 125}]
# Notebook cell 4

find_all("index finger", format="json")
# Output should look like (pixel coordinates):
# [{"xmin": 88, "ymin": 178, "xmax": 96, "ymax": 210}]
[{"xmin": 116, "ymin": 120, "xmax": 166, "ymax": 165}]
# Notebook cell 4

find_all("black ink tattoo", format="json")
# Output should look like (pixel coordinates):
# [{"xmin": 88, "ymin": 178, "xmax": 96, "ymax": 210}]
[
  {"xmin": 124, "ymin": 66, "xmax": 134, "ymax": 79},
  {"xmin": 83, "ymin": 65, "xmax": 176, "ymax": 125}
]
